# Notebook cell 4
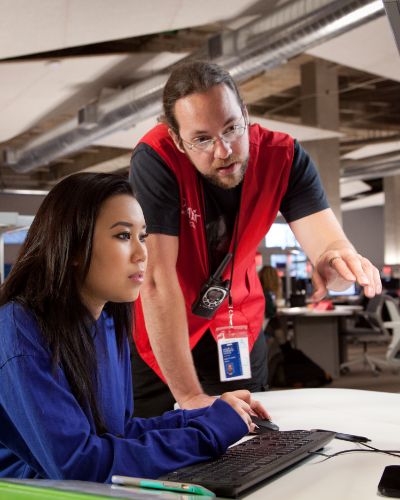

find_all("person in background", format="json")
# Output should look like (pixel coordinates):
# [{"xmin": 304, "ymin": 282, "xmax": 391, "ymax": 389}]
[
  {"xmin": 258, "ymin": 265, "xmax": 288, "ymax": 348},
  {"xmin": 0, "ymin": 172, "xmax": 267, "ymax": 483}
]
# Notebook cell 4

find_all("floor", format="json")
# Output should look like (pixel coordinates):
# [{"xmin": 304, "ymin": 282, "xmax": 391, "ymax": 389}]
[
  {"xmin": 269, "ymin": 342, "xmax": 400, "ymax": 393},
  {"xmin": 327, "ymin": 343, "xmax": 400, "ymax": 394}
]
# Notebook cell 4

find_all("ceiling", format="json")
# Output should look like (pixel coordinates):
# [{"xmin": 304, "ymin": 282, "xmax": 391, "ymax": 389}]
[{"xmin": 0, "ymin": 0, "xmax": 399, "ymax": 210}]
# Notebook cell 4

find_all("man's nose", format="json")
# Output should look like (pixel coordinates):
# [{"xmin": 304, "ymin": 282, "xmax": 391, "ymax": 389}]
[{"xmin": 213, "ymin": 137, "xmax": 232, "ymax": 159}]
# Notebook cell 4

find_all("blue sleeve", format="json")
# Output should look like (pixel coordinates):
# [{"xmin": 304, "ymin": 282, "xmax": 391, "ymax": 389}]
[
  {"xmin": 124, "ymin": 407, "xmax": 210, "ymax": 438},
  {"xmin": 121, "ymin": 329, "xmax": 210, "ymax": 439},
  {"xmin": 279, "ymin": 140, "xmax": 330, "ymax": 223},
  {"xmin": 0, "ymin": 307, "xmax": 248, "ymax": 483},
  {"xmin": 109, "ymin": 399, "xmax": 247, "ymax": 481}
]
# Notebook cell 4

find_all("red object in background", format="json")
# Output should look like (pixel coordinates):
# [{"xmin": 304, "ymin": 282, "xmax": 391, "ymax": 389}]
[
  {"xmin": 315, "ymin": 300, "xmax": 334, "ymax": 311},
  {"xmin": 255, "ymin": 253, "xmax": 262, "ymax": 266},
  {"xmin": 306, "ymin": 263, "xmax": 312, "ymax": 274},
  {"xmin": 277, "ymin": 270, "xmax": 284, "ymax": 277},
  {"xmin": 383, "ymin": 266, "xmax": 391, "ymax": 275}
]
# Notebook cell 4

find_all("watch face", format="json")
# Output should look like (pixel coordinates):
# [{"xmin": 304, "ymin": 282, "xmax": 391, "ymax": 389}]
[{"xmin": 202, "ymin": 287, "xmax": 227, "ymax": 308}]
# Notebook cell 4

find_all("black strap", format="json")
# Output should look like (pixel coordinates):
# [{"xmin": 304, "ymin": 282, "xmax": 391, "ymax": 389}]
[{"xmin": 228, "ymin": 184, "xmax": 243, "ymax": 307}]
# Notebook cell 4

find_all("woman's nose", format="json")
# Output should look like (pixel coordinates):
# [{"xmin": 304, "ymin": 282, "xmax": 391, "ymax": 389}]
[{"xmin": 132, "ymin": 241, "xmax": 147, "ymax": 263}]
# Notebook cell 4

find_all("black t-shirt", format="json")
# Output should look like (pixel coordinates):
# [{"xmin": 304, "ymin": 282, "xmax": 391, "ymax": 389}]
[{"xmin": 130, "ymin": 139, "xmax": 329, "ymax": 273}]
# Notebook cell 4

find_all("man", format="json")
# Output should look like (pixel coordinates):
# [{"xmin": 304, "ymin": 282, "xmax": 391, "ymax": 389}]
[{"xmin": 130, "ymin": 60, "xmax": 381, "ymax": 418}]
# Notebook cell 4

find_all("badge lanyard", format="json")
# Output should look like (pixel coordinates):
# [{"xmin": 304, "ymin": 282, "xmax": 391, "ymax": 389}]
[{"xmin": 216, "ymin": 185, "xmax": 251, "ymax": 382}]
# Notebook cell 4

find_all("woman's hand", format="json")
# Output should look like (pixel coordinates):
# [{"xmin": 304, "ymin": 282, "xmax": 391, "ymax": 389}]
[{"xmin": 220, "ymin": 390, "xmax": 271, "ymax": 431}]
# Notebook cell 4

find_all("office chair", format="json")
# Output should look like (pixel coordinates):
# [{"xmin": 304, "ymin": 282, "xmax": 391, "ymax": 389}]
[
  {"xmin": 383, "ymin": 298, "xmax": 400, "ymax": 369},
  {"xmin": 340, "ymin": 294, "xmax": 395, "ymax": 376}
]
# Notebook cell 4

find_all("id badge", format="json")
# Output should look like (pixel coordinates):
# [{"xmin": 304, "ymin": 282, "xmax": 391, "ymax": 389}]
[{"xmin": 216, "ymin": 325, "xmax": 251, "ymax": 382}]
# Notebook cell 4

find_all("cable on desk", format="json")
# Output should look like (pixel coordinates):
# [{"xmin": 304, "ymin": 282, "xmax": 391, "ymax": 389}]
[{"xmin": 308, "ymin": 442, "xmax": 400, "ymax": 462}]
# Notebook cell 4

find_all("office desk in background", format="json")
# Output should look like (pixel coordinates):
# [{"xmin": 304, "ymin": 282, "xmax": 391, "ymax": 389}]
[
  {"xmin": 1, "ymin": 389, "xmax": 398, "ymax": 500},
  {"xmin": 280, "ymin": 305, "xmax": 363, "ymax": 379}
]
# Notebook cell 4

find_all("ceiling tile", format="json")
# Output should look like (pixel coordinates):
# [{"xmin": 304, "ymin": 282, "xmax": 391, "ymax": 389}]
[
  {"xmin": 0, "ymin": 52, "xmax": 185, "ymax": 142},
  {"xmin": 306, "ymin": 16, "xmax": 400, "ymax": 82},
  {"xmin": 0, "ymin": 0, "xmax": 258, "ymax": 59},
  {"xmin": 342, "ymin": 140, "xmax": 400, "ymax": 160},
  {"xmin": 250, "ymin": 116, "xmax": 344, "ymax": 141},
  {"xmin": 341, "ymin": 192, "xmax": 384, "ymax": 211},
  {"xmin": 339, "ymin": 180, "xmax": 372, "ymax": 198}
]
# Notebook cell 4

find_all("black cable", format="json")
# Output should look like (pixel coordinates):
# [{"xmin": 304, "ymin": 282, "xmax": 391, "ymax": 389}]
[{"xmin": 308, "ymin": 442, "xmax": 400, "ymax": 462}]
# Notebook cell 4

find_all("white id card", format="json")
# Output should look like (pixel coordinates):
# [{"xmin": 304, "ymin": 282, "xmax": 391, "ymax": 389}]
[{"xmin": 216, "ymin": 325, "xmax": 251, "ymax": 382}]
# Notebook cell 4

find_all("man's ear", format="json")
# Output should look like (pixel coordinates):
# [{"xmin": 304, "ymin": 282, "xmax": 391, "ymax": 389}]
[{"xmin": 168, "ymin": 128, "xmax": 185, "ymax": 154}]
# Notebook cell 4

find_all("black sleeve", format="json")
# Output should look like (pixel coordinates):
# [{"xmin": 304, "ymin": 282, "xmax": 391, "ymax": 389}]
[
  {"xmin": 279, "ymin": 140, "xmax": 330, "ymax": 223},
  {"xmin": 129, "ymin": 143, "xmax": 180, "ymax": 236}
]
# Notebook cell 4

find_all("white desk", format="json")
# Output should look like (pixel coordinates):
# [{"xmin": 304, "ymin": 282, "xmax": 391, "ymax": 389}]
[
  {"xmin": 1, "ymin": 389, "xmax": 399, "ymax": 500},
  {"xmin": 280, "ymin": 306, "xmax": 363, "ymax": 379},
  {"xmin": 239, "ymin": 388, "xmax": 400, "ymax": 500}
]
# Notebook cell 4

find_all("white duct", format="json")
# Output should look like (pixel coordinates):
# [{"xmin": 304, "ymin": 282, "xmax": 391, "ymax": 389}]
[{"xmin": 4, "ymin": 0, "xmax": 384, "ymax": 173}]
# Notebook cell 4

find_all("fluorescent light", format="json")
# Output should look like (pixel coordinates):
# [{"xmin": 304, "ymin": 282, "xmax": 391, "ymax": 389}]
[{"xmin": 0, "ymin": 189, "xmax": 49, "ymax": 195}]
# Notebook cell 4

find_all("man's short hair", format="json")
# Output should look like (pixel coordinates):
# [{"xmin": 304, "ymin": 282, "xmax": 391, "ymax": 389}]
[{"xmin": 160, "ymin": 59, "xmax": 245, "ymax": 137}]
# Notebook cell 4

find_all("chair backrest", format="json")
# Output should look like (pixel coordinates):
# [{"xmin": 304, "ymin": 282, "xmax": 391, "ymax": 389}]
[
  {"xmin": 383, "ymin": 295, "xmax": 400, "ymax": 367},
  {"xmin": 365, "ymin": 294, "xmax": 385, "ymax": 314},
  {"xmin": 364, "ymin": 294, "xmax": 389, "ymax": 332}
]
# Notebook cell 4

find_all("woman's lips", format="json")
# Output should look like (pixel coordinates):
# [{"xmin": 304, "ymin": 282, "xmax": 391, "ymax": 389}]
[
  {"xmin": 129, "ymin": 272, "xmax": 144, "ymax": 283},
  {"xmin": 217, "ymin": 162, "xmax": 237, "ymax": 175}
]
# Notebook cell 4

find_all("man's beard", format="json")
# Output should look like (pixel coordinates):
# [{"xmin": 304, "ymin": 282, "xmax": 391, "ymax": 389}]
[{"xmin": 196, "ymin": 154, "xmax": 250, "ymax": 190}]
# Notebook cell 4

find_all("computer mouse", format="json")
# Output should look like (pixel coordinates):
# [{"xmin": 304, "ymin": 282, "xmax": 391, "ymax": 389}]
[{"xmin": 251, "ymin": 416, "xmax": 279, "ymax": 433}]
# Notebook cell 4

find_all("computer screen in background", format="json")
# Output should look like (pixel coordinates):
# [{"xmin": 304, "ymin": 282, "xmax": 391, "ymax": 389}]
[{"xmin": 265, "ymin": 224, "xmax": 301, "ymax": 250}]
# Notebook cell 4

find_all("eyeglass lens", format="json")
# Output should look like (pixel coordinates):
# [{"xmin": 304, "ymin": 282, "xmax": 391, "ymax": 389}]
[{"xmin": 192, "ymin": 126, "xmax": 246, "ymax": 152}]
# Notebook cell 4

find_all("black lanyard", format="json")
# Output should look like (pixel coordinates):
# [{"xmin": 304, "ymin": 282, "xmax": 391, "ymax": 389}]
[
  {"xmin": 197, "ymin": 173, "xmax": 243, "ymax": 306},
  {"xmin": 228, "ymin": 184, "xmax": 243, "ymax": 307}
]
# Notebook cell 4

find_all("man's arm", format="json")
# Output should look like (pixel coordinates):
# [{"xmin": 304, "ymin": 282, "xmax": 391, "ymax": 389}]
[
  {"xmin": 140, "ymin": 233, "xmax": 218, "ymax": 410},
  {"xmin": 140, "ymin": 234, "xmax": 270, "ymax": 419},
  {"xmin": 290, "ymin": 208, "xmax": 382, "ymax": 300}
]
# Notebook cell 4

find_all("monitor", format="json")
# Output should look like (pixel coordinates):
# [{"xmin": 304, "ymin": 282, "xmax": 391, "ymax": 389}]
[{"xmin": 265, "ymin": 224, "xmax": 300, "ymax": 249}]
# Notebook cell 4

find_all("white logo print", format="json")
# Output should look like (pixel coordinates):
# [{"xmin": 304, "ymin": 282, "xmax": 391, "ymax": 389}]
[{"xmin": 182, "ymin": 198, "xmax": 201, "ymax": 228}]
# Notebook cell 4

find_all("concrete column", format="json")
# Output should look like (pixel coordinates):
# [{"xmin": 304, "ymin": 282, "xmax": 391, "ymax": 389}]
[
  {"xmin": 300, "ymin": 59, "xmax": 342, "ymax": 225},
  {"xmin": 384, "ymin": 175, "xmax": 400, "ymax": 265}
]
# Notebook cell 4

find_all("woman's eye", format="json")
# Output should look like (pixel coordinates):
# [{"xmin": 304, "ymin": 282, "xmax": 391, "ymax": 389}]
[
  {"xmin": 116, "ymin": 231, "xmax": 131, "ymax": 240},
  {"xmin": 140, "ymin": 233, "xmax": 149, "ymax": 243}
]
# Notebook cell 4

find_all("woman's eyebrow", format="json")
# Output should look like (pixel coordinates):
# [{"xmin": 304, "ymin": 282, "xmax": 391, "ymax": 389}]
[{"xmin": 109, "ymin": 221, "xmax": 133, "ymax": 229}]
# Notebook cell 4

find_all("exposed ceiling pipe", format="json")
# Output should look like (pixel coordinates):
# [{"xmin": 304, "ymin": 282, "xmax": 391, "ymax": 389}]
[{"xmin": 4, "ymin": 0, "xmax": 384, "ymax": 173}]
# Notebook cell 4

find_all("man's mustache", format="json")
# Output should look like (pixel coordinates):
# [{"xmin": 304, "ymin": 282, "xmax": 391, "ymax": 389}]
[{"xmin": 212, "ymin": 155, "xmax": 246, "ymax": 169}]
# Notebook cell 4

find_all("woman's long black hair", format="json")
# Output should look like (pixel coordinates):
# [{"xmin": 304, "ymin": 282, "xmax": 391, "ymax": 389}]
[{"xmin": 0, "ymin": 172, "xmax": 135, "ymax": 435}]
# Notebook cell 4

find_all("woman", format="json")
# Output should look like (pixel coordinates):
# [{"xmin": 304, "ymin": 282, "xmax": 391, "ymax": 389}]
[{"xmin": 0, "ymin": 173, "xmax": 266, "ymax": 483}]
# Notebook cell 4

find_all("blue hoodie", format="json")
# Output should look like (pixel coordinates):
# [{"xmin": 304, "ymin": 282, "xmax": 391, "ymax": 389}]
[{"xmin": 0, "ymin": 302, "xmax": 248, "ymax": 483}]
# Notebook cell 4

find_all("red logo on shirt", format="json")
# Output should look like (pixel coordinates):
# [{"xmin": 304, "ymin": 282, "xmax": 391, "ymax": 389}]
[{"xmin": 182, "ymin": 198, "xmax": 201, "ymax": 228}]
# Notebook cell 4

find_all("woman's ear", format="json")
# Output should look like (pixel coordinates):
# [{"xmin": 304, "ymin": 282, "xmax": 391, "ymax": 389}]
[{"xmin": 168, "ymin": 128, "xmax": 185, "ymax": 154}]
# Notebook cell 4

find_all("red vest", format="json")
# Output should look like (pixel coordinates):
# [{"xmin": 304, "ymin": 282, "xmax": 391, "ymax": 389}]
[{"xmin": 134, "ymin": 123, "xmax": 293, "ymax": 381}]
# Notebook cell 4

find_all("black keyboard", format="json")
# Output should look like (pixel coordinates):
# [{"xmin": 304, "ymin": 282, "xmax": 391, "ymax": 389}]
[{"xmin": 159, "ymin": 429, "xmax": 335, "ymax": 497}]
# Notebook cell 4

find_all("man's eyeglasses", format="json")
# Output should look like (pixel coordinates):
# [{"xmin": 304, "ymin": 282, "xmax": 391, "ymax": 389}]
[{"xmin": 181, "ymin": 115, "xmax": 248, "ymax": 153}]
